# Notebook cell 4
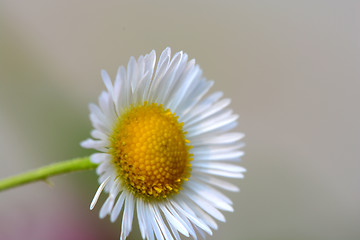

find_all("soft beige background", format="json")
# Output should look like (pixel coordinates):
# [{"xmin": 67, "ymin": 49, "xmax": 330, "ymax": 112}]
[{"xmin": 1, "ymin": 1, "xmax": 359, "ymax": 240}]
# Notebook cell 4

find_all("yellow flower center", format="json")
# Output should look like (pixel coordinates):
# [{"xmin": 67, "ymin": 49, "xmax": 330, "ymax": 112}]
[{"xmin": 110, "ymin": 102, "xmax": 192, "ymax": 200}]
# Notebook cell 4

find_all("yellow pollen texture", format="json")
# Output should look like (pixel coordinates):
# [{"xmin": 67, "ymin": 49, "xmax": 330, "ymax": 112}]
[{"xmin": 110, "ymin": 102, "xmax": 192, "ymax": 199}]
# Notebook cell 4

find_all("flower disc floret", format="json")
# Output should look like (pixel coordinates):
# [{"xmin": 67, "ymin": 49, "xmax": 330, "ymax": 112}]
[{"xmin": 110, "ymin": 102, "xmax": 193, "ymax": 199}]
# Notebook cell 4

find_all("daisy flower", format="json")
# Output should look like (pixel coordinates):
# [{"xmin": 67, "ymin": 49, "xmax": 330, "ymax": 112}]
[{"xmin": 81, "ymin": 47, "xmax": 245, "ymax": 240}]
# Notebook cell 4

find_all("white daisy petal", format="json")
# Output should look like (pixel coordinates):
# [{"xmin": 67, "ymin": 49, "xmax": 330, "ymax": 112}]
[
  {"xmin": 159, "ymin": 204, "xmax": 190, "ymax": 237},
  {"xmin": 98, "ymin": 92, "xmax": 112, "ymax": 118},
  {"xmin": 195, "ymin": 174, "xmax": 240, "ymax": 192},
  {"xmin": 148, "ymin": 55, "xmax": 170, "ymax": 102},
  {"xmin": 119, "ymin": 66, "xmax": 129, "ymax": 107},
  {"xmin": 194, "ymin": 151, "xmax": 244, "ymax": 161},
  {"xmin": 89, "ymin": 103, "xmax": 108, "ymax": 125},
  {"xmin": 152, "ymin": 204, "xmax": 173, "ymax": 240},
  {"xmin": 113, "ymin": 67, "xmax": 124, "ymax": 115},
  {"xmin": 180, "ymin": 91, "xmax": 223, "ymax": 123},
  {"xmin": 142, "ymin": 50, "xmax": 156, "ymax": 101},
  {"xmin": 90, "ymin": 129, "xmax": 108, "ymax": 141},
  {"xmin": 90, "ymin": 153, "xmax": 111, "ymax": 164},
  {"xmin": 142, "ymin": 202, "xmax": 155, "ymax": 240},
  {"xmin": 169, "ymin": 64, "xmax": 201, "ymax": 112},
  {"xmin": 188, "ymin": 179, "xmax": 233, "ymax": 205},
  {"xmin": 121, "ymin": 192, "xmax": 134, "ymax": 239},
  {"xmin": 191, "ymin": 132, "xmax": 245, "ymax": 146},
  {"xmin": 194, "ymin": 168, "xmax": 245, "ymax": 178},
  {"xmin": 162, "ymin": 53, "xmax": 189, "ymax": 105},
  {"xmin": 185, "ymin": 98, "xmax": 231, "ymax": 127},
  {"xmin": 104, "ymin": 175, "xmax": 116, "ymax": 193},
  {"xmin": 98, "ymin": 173, "xmax": 112, "ymax": 184},
  {"xmin": 186, "ymin": 113, "xmax": 239, "ymax": 137},
  {"xmin": 146, "ymin": 203, "xmax": 164, "ymax": 240},
  {"xmin": 101, "ymin": 69, "xmax": 113, "ymax": 96},
  {"xmin": 82, "ymin": 48, "xmax": 245, "ymax": 239},
  {"xmin": 136, "ymin": 199, "xmax": 147, "ymax": 239},
  {"xmin": 99, "ymin": 180, "xmax": 120, "ymax": 218},
  {"xmin": 186, "ymin": 185, "xmax": 233, "ymax": 212},
  {"xmin": 99, "ymin": 196, "xmax": 111, "ymax": 219},
  {"xmin": 192, "ymin": 163, "xmax": 246, "ymax": 173},
  {"xmin": 90, "ymin": 176, "xmax": 110, "ymax": 210},
  {"xmin": 177, "ymin": 79, "xmax": 214, "ymax": 117},
  {"xmin": 165, "ymin": 201, "xmax": 197, "ymax": 239},
  {"xmin": 168, "ymin": 221, "xmax": 182, "ymax": 240},
  {"xmin": 89, "ymin": 113, "xmax": 111, "ymax": 135},
  {"xmin": 144, "ymin": 50, "xmax": 156, "ymax": 73},
  {"xmin": 171, "ymin": 200, "xmax": 213, "ymax": 235},
  {"xmin": 133, "ymin": 71, "xmax": 150, "ymax": 104},
  {"xmin": 137, "ymin": 55, "xmax": 145, "ymax": 75},
  {"xmin": 157, "ymin": 47, "xmax": 171, "ymax": 72},
  {"xmin": 96, "ymin": 161, "xmax": 111, "ymax": 175},
  {"xmin": 127, "ymin": 56, "xmax": 139, "ymax": 94},
  {"xmin": 183, "ymin": 191, "xmax": 226, "ymax": 222},
  {"xmin": 80, "ymin": 138, "xmax": 107, "ymax": 151},
  {"xmin": 175, "ymin": 196, "xmax": 217, "ymax": 234},
  {"xmin": 193, "ymin": 225, "xmax": 207, "ymax": 240},
  {"xmin": 192, "ymin": 121, "xmax": 239, "ymax": 142},
  {"xmin": 191, "ymin": 143, "xmax": 245, "ymax": 155},
  {"xmin": 155, "ymin": 51, "xmax": 183, "ymax": 103},
  {"xmin": 110, "ymin": 191, "xmax": 126, "ymax": 222},
  {"xmin": 165, "ymin": 59, "xmax": 196, "ymax": 110},
  {"xmin": 186, "ymin": 201, "xmax": 218, "ymax": 230},
  {"xmin": 172, "ymin": 53, "xmax": 188, "ymax": 83}
]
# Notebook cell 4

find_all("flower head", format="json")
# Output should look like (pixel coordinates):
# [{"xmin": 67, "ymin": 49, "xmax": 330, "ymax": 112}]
[{"xmin": 82, "ymin": 47, "xmax": 245, "ymax": 239}]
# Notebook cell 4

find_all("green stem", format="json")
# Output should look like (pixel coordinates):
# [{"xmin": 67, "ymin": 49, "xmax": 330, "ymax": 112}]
[{"xmin": 0, "ymin": 156, "xmax": 97, "ymax": 192}]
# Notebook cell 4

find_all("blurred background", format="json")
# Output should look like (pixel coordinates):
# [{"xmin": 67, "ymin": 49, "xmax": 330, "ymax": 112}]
[{"xmin": 1, "ymin": 0, "xmax": 359, "ymax": 239}]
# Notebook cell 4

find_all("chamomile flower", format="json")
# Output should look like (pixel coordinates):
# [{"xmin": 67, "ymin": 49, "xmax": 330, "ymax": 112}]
[{"xmin": 81, "ymin": 47, "xmax": 245, "ymax": 240}]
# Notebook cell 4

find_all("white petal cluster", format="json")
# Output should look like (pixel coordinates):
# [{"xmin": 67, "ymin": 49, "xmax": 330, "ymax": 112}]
[{"xmin": 82, "ymin": 47, "xmax": 245, "ymax": 240}]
